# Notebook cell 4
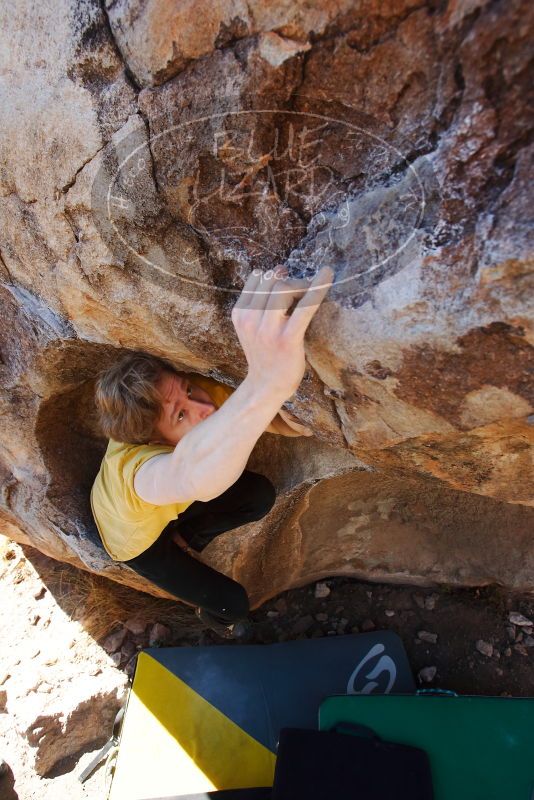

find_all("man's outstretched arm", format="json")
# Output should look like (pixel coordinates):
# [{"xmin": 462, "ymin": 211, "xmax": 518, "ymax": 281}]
[{"xmin": 134, "ymin": 267, "xmax": 333, "ymax": 505}]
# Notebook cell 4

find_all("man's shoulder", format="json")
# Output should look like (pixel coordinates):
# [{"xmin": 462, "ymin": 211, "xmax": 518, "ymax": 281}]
[
  {"xmin": 105, "ymin": 439, "xmax": 172, "ymax": 460},
  {"xmin": 92, "ymin": 439, "xmax": 175, "ymax": 520},
  {"xmin": 105, "ymin": 438, "xmax": 147, "ymax": 455},
  {"xmin": 93, "ymin": 440, "xmax": 173, "ymax": 494}
]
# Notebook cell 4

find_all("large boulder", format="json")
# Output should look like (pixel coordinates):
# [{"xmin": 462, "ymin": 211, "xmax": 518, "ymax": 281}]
[{"xmin": 0, "ymin": 0, "xmax": 533, "ymax": 606}]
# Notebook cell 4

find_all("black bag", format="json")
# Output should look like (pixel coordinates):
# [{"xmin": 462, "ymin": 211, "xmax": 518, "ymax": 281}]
[{"xmin": 272, "ymin": 725, "xmax": 434, "ymax": 800}]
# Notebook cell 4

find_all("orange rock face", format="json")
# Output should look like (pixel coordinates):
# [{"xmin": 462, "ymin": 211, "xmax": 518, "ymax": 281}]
[{"xmin": 0, "ymin": 0, "xmax": 533, "ymax": 603}]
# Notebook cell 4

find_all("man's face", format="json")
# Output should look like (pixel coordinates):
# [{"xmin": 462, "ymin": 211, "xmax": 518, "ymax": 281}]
[{"xmin": 152, "ymin": 371, "xmax": 216, "ymax": 446}]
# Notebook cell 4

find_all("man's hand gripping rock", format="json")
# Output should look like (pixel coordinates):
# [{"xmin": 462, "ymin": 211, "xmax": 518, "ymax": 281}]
[{"xmin": 231, "ymin": 265, "xmax": 334, "ymax": 408}]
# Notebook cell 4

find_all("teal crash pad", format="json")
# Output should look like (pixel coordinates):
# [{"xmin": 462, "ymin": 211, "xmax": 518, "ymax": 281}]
[{"xmin": 320, "ymin": 693, "xmax": 534, "ymax": 800}]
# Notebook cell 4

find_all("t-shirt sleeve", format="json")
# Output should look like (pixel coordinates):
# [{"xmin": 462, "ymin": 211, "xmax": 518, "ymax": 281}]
[{"xmin": 119, "ymin": 443, "xmax": 175, "ymax": 511}]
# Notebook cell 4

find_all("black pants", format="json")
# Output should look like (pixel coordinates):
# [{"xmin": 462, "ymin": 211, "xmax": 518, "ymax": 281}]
[{"xmin": 124, "ymin": 470, "xmax": 276, "ymax": 623}]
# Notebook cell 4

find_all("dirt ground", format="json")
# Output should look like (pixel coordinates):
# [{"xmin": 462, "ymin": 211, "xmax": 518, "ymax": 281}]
[{"xmin": 1, "ymin": 533, "xmax": 533, "ymax": 799}]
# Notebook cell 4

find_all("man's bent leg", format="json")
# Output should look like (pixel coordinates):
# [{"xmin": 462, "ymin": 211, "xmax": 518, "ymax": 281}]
[
  {"xmin": 125, "ymin": 532, "xmax": 249, "ymax": 623},
  {"xmin": 174, "ymin": 470, "xmax": 276, "ymax": 552}
]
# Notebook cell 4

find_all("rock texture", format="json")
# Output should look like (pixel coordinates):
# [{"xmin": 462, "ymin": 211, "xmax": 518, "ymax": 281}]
[{"xmin": 0, "ymin": 0, "xmax": 533, "ymax": 606}]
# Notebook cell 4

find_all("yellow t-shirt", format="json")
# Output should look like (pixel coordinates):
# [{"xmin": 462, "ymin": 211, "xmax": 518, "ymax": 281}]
[{"xmin": 90, "ymin": 375, "xmax": 234, "ymax": 562}]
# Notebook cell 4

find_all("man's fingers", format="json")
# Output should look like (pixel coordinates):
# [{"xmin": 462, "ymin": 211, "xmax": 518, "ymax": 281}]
[
  {"xmin": 235, "ymin": 264, "xmax": 289, "ymax": 310},
  {"xmin": 234, "ymin": 265, "xmax": 332, "ymax": 326},
  {"xmin": 233, "ymin": 268, "xmax": 265, "ymax": 310},
  {"xmin": 243, "ymin": 267, "xmax": 289, "ymax": 312},
  {"xmin": 284, "ymin": 266, "xmax": 335, "ymax": 339},
  {"xmin": 262, "ymin": 276, "xmax": 308, "ymax": 317}
]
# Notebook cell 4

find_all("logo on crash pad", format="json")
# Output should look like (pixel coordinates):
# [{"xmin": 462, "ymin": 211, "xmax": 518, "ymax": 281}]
[{"xmin": 347, "ymin": 643, "xmax": 397, "ymax": 695}]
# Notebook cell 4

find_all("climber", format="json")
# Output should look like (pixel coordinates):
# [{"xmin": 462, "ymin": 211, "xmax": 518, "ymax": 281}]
[{"xmin": 90, "ymin": 266, "xmax": 334, "ymax": 637}]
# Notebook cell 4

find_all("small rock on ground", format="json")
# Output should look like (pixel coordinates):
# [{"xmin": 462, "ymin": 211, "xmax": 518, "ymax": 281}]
[
  {"xmin": 292, "ymin": 615, "xmax": 315, "ymax": 635},
  {"xmin": 120, "ymin": 641, "xmax": 137, "ymax": 660},
  {"xmin": 417, "ymin": 631, "xmax": 438, "ymax": 644},
  {"xmin": 102, "ymin": 627, "xmax": 127, "ymax": 654},
  {"xmin": 109, "ymin": 652, "xmax": 122, "ymax": 668},
  {"xmin": 509, "ymin": 612, "xmax": 533, "ymax": 627},
  {"xmin": 231, "ymin": 622, "xmax": 250, "ymax": 639},
  {"xmin": 418, "ymin": 666, "xmax": 437, "ymax": 683},
  {"xmin": 274, "ymin": 598, "xmax": 287, "ymax": 614},
  {"xmin": 124, "ymin": 618, "xmax": 147, "ymax": 636},
  {"xmin": 476, "ymin": 640, "xmax": 494, "ymax": 658},
  {"xmin": 425, "ymin": 594, "xmax": 439, "ymax": 610},
  {"xmin": 148, "ymin": 623, "xmax": 171, "ymax": 646}
]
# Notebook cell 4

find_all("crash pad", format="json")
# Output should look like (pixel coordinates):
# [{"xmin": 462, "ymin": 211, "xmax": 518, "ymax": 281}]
[
  {"xmin": 109, "ymin": 632, "xmax": 414, "ymax": 799},
  {"xmin": 319, "ymin": 693, "xmax": 534, "ymax": 800}
]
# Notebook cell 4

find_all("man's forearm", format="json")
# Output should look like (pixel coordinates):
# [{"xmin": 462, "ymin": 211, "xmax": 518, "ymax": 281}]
[{"xmin": 170, "ymin": 376, "xmax": 288, "ymax": 501}]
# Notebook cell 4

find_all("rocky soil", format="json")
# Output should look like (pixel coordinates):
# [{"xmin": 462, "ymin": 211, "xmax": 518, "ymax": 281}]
[
  {"xmin": 0, "ymin": 535, "xmax": 126, "ymax": 800},
  {"xmin": 2, "ymin": 531, "xmax": 533, "ymax": 799}
]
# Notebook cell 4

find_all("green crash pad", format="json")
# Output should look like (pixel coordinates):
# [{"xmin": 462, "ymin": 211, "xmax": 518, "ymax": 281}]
[{"xmin": 319, "ymin": 693, "xmax": 534, "ymax": 800}]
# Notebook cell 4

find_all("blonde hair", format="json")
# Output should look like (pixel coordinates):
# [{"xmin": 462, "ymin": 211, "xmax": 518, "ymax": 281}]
[{"xmin": 95, "ymin": 351, "xmax": 178, "ymax": 444}]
